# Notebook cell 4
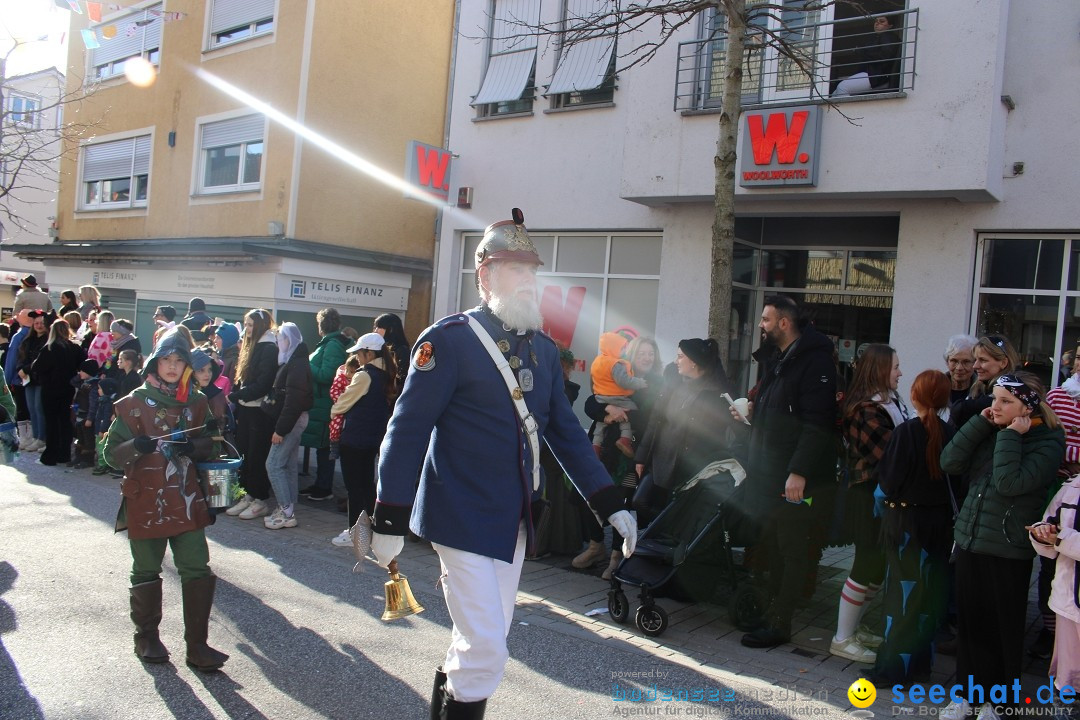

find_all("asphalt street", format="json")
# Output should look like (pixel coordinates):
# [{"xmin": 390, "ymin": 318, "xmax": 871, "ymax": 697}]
[{"xmin": 0, "ymin": 454, "xmax": 855, "ymax": 720}]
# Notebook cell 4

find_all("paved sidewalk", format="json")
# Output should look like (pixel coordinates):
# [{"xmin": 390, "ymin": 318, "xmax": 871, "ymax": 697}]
[
  {"xmin": 282, "ymin": 469, "xmax": 1057, "ymax": 716},
  {"xmin": 38, "ymin": 456, "xmax": 1057, "ymax": 716}
]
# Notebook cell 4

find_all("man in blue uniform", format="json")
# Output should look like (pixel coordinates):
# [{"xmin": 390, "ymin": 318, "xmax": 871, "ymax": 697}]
[{"xmin": 371, "ymin": 210, "xmax": 637, "ymax": 720}]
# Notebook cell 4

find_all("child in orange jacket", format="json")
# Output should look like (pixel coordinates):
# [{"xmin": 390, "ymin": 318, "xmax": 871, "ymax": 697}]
[{"xmin": 590, "ymin": 332, "xmax": 647, "ymax": 458}]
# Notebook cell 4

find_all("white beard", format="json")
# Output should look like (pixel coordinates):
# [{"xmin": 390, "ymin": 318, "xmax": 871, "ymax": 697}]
[{"xmin": 489, "ymin": 290, "xmax": 543, "ymax": 331}]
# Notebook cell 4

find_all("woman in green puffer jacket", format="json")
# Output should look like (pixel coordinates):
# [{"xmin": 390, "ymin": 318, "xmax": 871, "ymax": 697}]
[{"xmin": 939, "ymin": 372, "xmax": 1064, "ymax": 719}]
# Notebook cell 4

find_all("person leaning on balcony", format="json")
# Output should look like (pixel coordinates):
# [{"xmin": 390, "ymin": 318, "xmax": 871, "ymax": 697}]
[{"xmin": 832, "ymin": 15, "xmax": 902, "ymax": 97}]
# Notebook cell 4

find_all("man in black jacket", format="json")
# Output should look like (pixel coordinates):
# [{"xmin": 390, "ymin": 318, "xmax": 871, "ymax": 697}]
[{"xmin": 737, "ymin": 295, "xmax": 838, "ymax": 649}]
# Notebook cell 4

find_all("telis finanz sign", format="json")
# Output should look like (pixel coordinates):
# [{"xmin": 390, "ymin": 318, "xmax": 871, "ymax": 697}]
[{"xmin": 739, "ymin": 106, "xmax": 822, "ymax": 188}]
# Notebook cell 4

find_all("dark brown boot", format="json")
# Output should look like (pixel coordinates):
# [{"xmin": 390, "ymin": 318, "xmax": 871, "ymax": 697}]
[
  {"xmin": 130, "ymin": 579, "xmax": 169, "ymax": 663},
  {"xmin": 181, "ymin": 575, "xmax": 229, "ymax": 672}
]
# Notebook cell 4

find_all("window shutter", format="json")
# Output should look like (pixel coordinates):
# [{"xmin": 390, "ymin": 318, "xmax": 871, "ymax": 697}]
[
  {"xmin": 210, "ymin": 0, "xmax": 276, "ymax": 34},
  {"xmin": 82, "ymin": 138, "xmax": 136, "ymax": 182},
  {"xmin": 132, "ymin": 135, "xmax": 152, "ymax": 176},
  {"xmin": 473, "ymin": 0, "xmax": 541, "ymax": 105},
  {"xmin": 201, "ymin": 115, "xmax": 264, "ymax": 149},
  {"xmin": 90, "ymin": 4, "xmax": 162, "ymax": 67},
  {"xmin": 548, "ymin": 0, "xmax": 615, "ymax": 94}
]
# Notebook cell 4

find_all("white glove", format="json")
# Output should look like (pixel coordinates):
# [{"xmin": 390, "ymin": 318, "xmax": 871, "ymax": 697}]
[
  {"xmin": 370, "ymin": 531, "xmax": 404, "ymax": 569},
  {"xmin": 608, "ymin": 510, "xmax": 637, "ymax": 557}
]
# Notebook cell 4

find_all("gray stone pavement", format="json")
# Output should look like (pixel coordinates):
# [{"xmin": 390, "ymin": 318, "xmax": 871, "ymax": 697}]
[
  {"xmin": 292, "ymin": 462, "xmax": 1057, "ymax": 716},
  {"xmin": 3, "ymin": 453, "xmax": 1057, "ymax": 718}
]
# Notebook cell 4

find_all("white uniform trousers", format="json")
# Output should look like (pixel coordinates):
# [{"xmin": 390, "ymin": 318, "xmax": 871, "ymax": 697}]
[{"xmin": 432, "ymin": 522, "xmax": 527, "ymax": 703}]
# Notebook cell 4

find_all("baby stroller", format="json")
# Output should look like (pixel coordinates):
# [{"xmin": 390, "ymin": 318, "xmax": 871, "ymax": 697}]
[{"xmin": 607, "ymin": 459, "xmax": 767, "ymax": 637}]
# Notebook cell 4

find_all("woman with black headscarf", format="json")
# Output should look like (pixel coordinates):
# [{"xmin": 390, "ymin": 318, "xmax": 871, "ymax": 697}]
[
  {"xmin": 633, "ymin": 338, "xmax": 746, "ymax": 522},
  {"xmin": 372, "ymin": 313, "xmax": 410, "ymax": 385}
]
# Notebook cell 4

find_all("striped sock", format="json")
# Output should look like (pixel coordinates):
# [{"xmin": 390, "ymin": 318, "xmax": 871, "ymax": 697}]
[{"xmin": 835, "ymin": 576, "xmax": 869, "ymax": 642}]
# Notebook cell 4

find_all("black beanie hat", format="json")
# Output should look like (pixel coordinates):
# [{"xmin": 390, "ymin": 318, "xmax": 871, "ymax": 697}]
[
  {"xmin": 80, "ymin": 359, "xmax": 100, "ymax": 375},
  {"xmin": 678, "ymin": 338, "xmax": 719, "ymax": 369}
]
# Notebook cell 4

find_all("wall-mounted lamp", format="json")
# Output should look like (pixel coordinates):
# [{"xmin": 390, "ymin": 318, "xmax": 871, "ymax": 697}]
[
  {"xmin": 168, "ymin": 131, "xmax": 176, "ymax": 147},
  {"xmin": 1001, "ymin": 95, "xmax": 1016, "ymax": 111}
]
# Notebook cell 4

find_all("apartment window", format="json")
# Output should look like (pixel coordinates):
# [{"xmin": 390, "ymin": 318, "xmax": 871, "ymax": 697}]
[
  {"xmin": 473, "ymin": 0, "xmax": 542, "ymax": 117},
  {"xmin": 197, "ymin": 114, "xmax": 264, "ymax": 194},
  {"xmin": 548, "ymin": 0, "xmax": 617, "ymax": 108},
  {"xmin": 209, "ymin": 0, "xmax": 276, "ymax": 48},
  {"xmin": 7, "ymin": 95, "xmax": 41, "ymax": 128},
  {"xmin": 973, "ymin": 234, "xmax": 1080, "ymax": 390},
  {"xmin": 88, "ymin": 4, "xmax": 163, "ymax": 81},
  {"xmin": 80, "ymin": 135, "xmax": 151, "ymax": 210}
]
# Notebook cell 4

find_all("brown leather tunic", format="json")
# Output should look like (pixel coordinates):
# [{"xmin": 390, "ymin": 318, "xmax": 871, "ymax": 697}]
[{"xmin": 111, "ymin": 391, "xmax": 213, "ymax": 539}]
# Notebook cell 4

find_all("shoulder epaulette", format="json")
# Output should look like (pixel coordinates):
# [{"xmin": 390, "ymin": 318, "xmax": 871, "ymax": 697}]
[{"xmin": 430, "ymin": 314, "xmax": 469, "ymax": 330}]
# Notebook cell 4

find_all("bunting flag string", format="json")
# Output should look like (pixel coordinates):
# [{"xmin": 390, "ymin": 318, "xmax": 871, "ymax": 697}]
[
  {"xmin": 86, "ymin": 1, "xmax": 102, "ymax": 22},
  {"xmin": 79, "ymin": 28, "xmax": 100, "ymax": 49}
]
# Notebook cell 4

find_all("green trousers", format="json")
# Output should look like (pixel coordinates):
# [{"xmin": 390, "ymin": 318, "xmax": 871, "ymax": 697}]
[{"xmin": 129, "ymin": 529, "xmax": 211, "ymax": 586}]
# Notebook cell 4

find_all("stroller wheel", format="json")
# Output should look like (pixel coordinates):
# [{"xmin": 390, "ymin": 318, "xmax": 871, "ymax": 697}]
[
  {"xmin": 635, "ymin": 604, "xmax": 668, "ymax": 637},
  {"xmin": 608, "ymin": 590, "xmax": 630, "ymax": 624},
  {"xmin": 729, "ymin": 583, "xmax": 768, "ymax": 631}
]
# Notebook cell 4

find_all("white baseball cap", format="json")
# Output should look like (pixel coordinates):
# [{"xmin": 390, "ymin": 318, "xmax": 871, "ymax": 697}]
[{"xmin": 347, "ymin": 332, "xmax": 385, "ymax": 353}]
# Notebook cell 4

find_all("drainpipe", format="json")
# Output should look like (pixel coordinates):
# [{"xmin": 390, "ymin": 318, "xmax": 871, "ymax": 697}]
[{"xmin": 429, "ymin": 0, "xmax": 461, "ymax": 324}]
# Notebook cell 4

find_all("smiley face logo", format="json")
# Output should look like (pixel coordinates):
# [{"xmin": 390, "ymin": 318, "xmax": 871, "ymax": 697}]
[{"xmin": 848, "ymin": 678, "xmax": 876, "ymax": 708}]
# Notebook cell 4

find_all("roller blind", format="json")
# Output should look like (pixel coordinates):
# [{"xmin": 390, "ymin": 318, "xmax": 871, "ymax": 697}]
[
  {"xmin": 201, "ymin": 115, "xmax": 264, "ymax": 149},
  {"xmin": 210, "ymin": 0, "xmax": 276, "ymax": 34},
  {"xmin": 83, "ymin": 136, "xmax": 150, "ymax": 182},
  {"xmin": 472, "ymin": 0, "xmax": 541, "ymax": 105},
  {"xmin": 89, "ymin": 4, "xmax": 163, "ymax": 67},
  {"xmin": 548, "ymin": 0, "xmax": 615, "ymax": 94}
]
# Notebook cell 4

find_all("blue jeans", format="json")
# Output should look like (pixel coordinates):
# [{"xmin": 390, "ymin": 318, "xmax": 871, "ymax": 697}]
[
  {"xmin": 25, "ymin": 385, "xmax": 44, "ymax": 439},
  {"xmin": 265, "ymin": 412, "xmax": 308, "ymax": 508}
]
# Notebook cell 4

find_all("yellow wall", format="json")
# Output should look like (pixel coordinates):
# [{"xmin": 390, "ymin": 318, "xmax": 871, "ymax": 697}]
[
  {"xmin": 56, "ymin": 0, "xmax": 453, "ymax": 257},
  {"xmin": 293, "ymin": 0, "xmax": 454, "ymax": 260}
]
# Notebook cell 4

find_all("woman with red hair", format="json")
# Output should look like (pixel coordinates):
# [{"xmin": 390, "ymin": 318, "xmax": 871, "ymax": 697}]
[{"xmin": 864, "ymin": 370, "xmax": 955, "ymax": 686}]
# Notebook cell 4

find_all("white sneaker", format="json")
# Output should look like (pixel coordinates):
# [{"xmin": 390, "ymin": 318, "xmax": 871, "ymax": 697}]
[
  {"xmin": 829, "ymin": 635, "xmax": 877, "ymax": 663},
  {"xmin": 27, "ymin": 438, "xmax": 45, "ymax": 452},
  {"xmin": 976, "ymin": 704, "xmax": 1000, "ymax": 720},
  {"xmin": 939, "ymin": 701, "xmax": 971, "ymax": 720},
  {"xmin": 238, "ymin": 498, "xmax": 269, "ymax": 520},
  {"xmin": 856, "ymin": 624, "xmax": 884, "ymax": 649},
  {"xmin": 225, "ymin": 494, "xmax": 253, "ymax": 516},
  {"xmin": 264, "ymin": 508, "xmax": 297, "ymax": 529},
  {"xmin": 331, "ymin": 529, "xmax": 352, "ymax": 547}
]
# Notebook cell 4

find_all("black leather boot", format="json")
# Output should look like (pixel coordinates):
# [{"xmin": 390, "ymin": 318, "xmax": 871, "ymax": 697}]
[
  {"xmin": 130, "ymin": 579, "xmax": 169, "ymax": 663},
  {"xmin": 431, "ymin": 668, "xmax": 487, "ymax": 719},
  {"xmin": 181, "ymin": 575, "xmax": 229, "ymax": 672}
]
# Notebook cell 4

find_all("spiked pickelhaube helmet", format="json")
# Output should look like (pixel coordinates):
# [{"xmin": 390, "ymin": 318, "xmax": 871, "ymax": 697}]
[{"xmin": 474, "ymin": 208, "xmax": 544, "ymax": 270}]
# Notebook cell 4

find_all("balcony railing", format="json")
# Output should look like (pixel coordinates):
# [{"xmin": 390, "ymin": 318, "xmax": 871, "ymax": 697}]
[{"xmin": 674, "ymin": 8, "xmax": 918, "ymax": 112}]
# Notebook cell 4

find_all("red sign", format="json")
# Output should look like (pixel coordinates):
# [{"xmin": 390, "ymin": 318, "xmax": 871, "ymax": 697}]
[
  {"xmin": 739, "ymin": 106, "xmax": 821, "ymax": 187},
  {"xmin": 406, "ymin": 140, "xmax": 452, "ymax": 201}
]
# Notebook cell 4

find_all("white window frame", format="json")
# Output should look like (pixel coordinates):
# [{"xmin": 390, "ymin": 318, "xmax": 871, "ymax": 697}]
[
  {"xmin": 206, "ymin": 0, "xmax": 277, "ymax": 50},
  {"xmin": 78, "ymin": 130, "xmax": 153, "ymax": 212},
  {"xmin": 88, "ymin": 3, "xmax": 164, "ymax": 83},
  {"xmin": 473, "ymin": 0, "xmax": 542, "ymax": 118},
  {"xmin": 7, "ymin": 94, "xmax": 41, "ymax": 129},
  {"xmin": 194, "ymin": 113, "xmax": 266, "ymax": 196}
]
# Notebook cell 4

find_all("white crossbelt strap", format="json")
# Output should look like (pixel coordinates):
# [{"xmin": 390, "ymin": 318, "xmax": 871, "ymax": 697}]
[{"xmin": 466, "ymin": 316, "xmax": 541, "ymax": 491}]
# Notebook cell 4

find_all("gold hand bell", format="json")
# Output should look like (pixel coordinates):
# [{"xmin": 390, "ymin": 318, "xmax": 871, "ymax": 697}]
[{"xmin": 382, "ymin": 558, "xmax": 425, "ymax": 621}]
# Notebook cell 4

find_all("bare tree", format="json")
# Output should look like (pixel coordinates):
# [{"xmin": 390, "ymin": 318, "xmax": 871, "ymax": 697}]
[
  {"xmin": 1, "ymin": 41, "xmax": 99, "ymax": 235},
  {"xmin": 485, "ymin": 0, "xmax": 876, "ymax": 363}
]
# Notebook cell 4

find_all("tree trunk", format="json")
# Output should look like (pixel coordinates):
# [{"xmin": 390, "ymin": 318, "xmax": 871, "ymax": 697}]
[{"xmin": 708, "ymin": 0, "xmax": 745, "ymax": 366}]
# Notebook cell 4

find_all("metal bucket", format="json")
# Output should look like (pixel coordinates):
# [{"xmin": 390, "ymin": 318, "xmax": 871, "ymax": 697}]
[
  {"xmin": 0, "ymin": 422, "xmax": 16, "ymax": 464},
  {"xmin": 197, "ymin": 440, "xmax": 242, "ymax": 509}
]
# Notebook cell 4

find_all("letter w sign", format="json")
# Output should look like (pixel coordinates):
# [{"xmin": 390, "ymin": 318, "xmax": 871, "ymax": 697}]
[
  {"xmin": 406, "ymin": 140, "xmax": 453, "ymax": 202},
  {"xmin": 738, "ymin": 105, "xmax": 821, "ymax": 188}
]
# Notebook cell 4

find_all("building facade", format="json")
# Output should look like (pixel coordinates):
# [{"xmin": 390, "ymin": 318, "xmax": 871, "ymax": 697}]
[
  {"xmin": 11, "ymin": 0, "xmax": 454, "ymax": 342},
  {"xmin": 1, "ymin": 66, "xmax": 65, "ymax": 312},
  {"xmin": 433, "ymin": 0, "xmax": 1080, "ymax": 400}
]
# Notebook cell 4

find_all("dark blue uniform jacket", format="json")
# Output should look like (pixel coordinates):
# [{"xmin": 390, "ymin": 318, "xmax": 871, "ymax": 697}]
[{"xmin": 373, "ymin": 306, "xmax": 623, "ymax": 562}]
